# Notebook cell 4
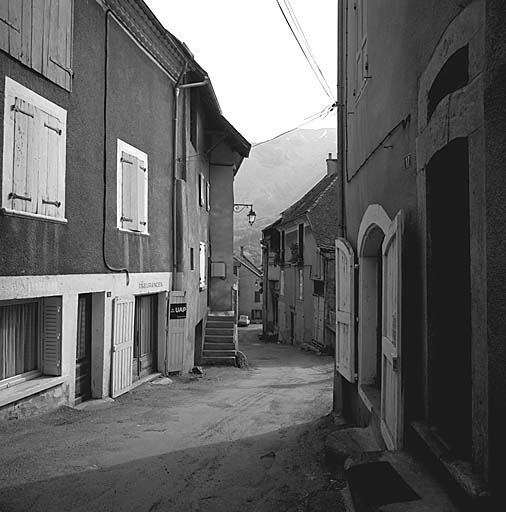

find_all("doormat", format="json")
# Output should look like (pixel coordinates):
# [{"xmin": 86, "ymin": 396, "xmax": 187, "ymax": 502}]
[{"xmin": 347, "ymin": 461, "xmax": 420, "ymax": 509}]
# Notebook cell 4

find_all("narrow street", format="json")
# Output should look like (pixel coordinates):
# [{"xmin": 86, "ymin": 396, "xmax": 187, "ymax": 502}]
[{"xmin": 0, "ymin": 326, "xmax": 346, "ymax": 512}]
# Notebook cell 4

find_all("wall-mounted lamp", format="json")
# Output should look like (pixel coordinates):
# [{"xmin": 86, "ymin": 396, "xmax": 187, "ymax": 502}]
[{"xmin": 234, "ymin": 203, "xmax": 256, "ymax": 226}]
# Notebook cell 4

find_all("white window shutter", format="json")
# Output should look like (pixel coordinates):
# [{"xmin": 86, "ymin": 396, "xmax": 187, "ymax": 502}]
[
  {"xmin": 111, "ymin": 296, "xmax": 134, "ymax": 398},
  {"xmin": 40, "ymin": 111, "xmax": 64, "ymax": 218},
  {"xmin": 45, "ymin": 0, "xmax": 73, "ymax": 91},
  {"xmin": 0, "ymin": 0, "xmax": 22, "ymax": 60},
  {"xmin": 10, "ymin": 97, "xmax": 38, "ymax": 214},
  {"xmin": 137, "ymin": 158, "xmax": 147, "ymax": 232},
  {"xmin": 199, "ymin": 242, "xmax": 207, "ymax": 288},
  {"xmin": 335, "ymin": 238, "xmax": 356, "ymax": 383},
  {"xmin": 121, "ymin": 152, "xmax": 137, "ymax": 230},
  {"xmin": 206, "ymin": 181, "xmax": 210, "ymax": 211},
  {"xmin": 199, "ymin": 174, "xmax": 205, "ymax": 206},
  {"xmin": 42, "ymin": 296, "xmax": 62, "ymax": 376}
]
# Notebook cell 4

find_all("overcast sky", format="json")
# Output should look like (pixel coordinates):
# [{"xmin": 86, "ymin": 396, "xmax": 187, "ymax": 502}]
[{"xmin": 144, "ymin": 0, "xmax": 338, "ymax": 144}]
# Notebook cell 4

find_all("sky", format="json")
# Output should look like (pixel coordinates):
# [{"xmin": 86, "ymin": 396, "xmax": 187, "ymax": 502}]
[{"xmin": 143, "ymin": 0, "xmax": 338, "ymax": 144}]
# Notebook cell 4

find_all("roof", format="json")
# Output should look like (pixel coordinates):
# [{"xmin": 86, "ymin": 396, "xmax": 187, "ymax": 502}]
[
  {"xmin": 277, "ymin": 172, "xmax": 341, "ymax": 249},
  {"xmin": 106, "ymin": 0, "xmax": 251, "ymax": 159},
  {"xmin": 233, "ymin": 254, "xmax": 262, "ymax": 278}
]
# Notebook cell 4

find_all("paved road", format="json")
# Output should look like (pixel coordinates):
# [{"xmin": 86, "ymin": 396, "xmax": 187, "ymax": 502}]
[{"xmin": 0, "ymin": 325, "xmax": 346, "ymax": 512}]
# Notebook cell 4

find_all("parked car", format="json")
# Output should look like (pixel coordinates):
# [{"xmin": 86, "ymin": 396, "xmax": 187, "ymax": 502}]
[{"xmin": 238, "ymin": 315, "xmax": 250, "ymax": 327}]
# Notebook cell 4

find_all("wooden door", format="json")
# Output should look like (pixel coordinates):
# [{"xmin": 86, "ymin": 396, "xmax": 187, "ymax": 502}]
[
  {"xmin": 75, "ymin": 294, "xmax": 92, "ymax": 403},
  {"xmin": 111, "ymin": 296, "xmax": 134, "ymax": 398},
  {"xmin": 335, "ymin": 238, "xmax": 356, "ymax": 383},
  {"xmin": 133, "ymin": 294, "xmax": 157, "ymax": 380},
  {"xmin": 381, "ymin": 211, "xmax": 404, "ymax": 449}
]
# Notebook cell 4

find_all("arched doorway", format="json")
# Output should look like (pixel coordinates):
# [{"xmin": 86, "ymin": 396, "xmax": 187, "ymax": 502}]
[{"xmin": 357, "ymin": 205, "xmax": 404, "ymax": 450}]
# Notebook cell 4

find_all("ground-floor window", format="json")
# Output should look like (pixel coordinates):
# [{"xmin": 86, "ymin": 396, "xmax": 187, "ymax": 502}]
[
  {"xmin": 0, "ymin": 297, "xmax": 62, "ymax": 389},
  {"xmin": 251, "ymin": 309, "xmax": 262, "ymax": 321}
]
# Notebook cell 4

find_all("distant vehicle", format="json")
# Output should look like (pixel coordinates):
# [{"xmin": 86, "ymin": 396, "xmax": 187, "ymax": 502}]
[{"xmin": 238, "ymin": 315, "xmax": 250, "ymax": 327}]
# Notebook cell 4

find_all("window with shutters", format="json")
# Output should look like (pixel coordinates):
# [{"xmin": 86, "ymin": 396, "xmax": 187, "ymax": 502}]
[
  {"xmin": 353, "ymin": 0, "xmax": 368, "ymax": 100},
  {"xmin": 1, "ymin": 78, "xmax": 67, "ymax": 221},
  {"xmin": 117, "ymin": 139, "xmax": 148, "ymax": 234},
  {"xmin": 0, "ymin": 296, "xmax": 62, "ymax": 390},
  {"xmin": 0, "ymin": 0, "xmax": 74, "ymax": 91},
  {"xmin": 199, "ymin": 241, "xmax": 207, "ymax": 289}
]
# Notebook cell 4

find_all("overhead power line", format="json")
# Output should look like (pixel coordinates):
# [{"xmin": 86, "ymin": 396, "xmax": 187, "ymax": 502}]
[
  {"xmin": 275, "ymin": 0, "xmax": 335, "ymax": 101},
  {"xmin": 252, "ymin": 102, "xmax": 337, "ymax": 148}
]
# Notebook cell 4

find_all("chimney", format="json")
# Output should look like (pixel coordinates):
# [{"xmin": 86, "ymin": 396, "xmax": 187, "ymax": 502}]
[{"xmin": 326, "ymin": 153, "xmax": 338, "ymax": 176}]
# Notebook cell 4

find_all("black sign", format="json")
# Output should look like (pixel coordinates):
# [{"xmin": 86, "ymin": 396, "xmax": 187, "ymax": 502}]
[{"xmin": 170, "ymin": 303, "xmax": 187, "ymax": 319}]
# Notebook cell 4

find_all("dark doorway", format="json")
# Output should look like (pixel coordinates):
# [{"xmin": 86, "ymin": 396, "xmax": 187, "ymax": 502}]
[
  {"xmin": 75, "ymin": 294, "xmax": 92, "ymax": 403},
  {"xmin": 133, "ymin": 294, "xmax": 157, "ymax": 381},
  {"xmin": 194, "ymin": 320, "xmax": 203, "ymax": 366},
  {"xmin": 426, "ymin": 138, "xmax": 472, "ymax": 458}
]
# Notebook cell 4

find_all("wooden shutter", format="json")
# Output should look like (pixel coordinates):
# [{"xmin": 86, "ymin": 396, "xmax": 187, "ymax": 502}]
[
  {"xmin": 111, "ymin": 296, "xmax": 134, "ymax": 398},
  {"xmin": 137, "ymin": 158, "xmax": 148, "ymax": 232},
  {"xmin": 9, "ymin": 98, "xmax": 38, "ymax": 214},
  {"xmin": 206, "ymin": 181, "xmax": 210, "ymax": 211},
  {"xmin": 199, "ymin": 174, "xmax": 205, "ymax": 206},
  {"xmin": 45, "ymin": 0, "xmax": 73, "ymax": 91},
  {"xmin": 381, "ymin": 211, "xmax": 404, "ymax": 449},
  {"xmin": 0, "ymin": 0, "xmax": 22, "ymax": 60},
  {"xmin": 42, "ymin": 296, "xmax": 62, "ymax": 376},
  {"xmin": 121, "ymin": 152, "xmax": 138, "ymax": 231},
  {"xmin": 40, "ymin": 111, "xmax": 64, "ymax": 218},
  {"xmin": 199, "ymin": 242, "xmax": 207, "ymax": 288},
  {"xmin": 335, "ymin": 238, "xmax": 356, "ymax": 383}
]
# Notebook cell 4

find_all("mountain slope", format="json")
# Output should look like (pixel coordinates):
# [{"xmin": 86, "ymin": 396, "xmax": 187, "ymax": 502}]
[{"xmin": 234, "ymin": 128, "xmax": 337, "ymax": 265}]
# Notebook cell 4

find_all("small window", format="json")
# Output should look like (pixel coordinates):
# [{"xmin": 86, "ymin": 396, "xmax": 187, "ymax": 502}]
[
  {"xmin": 313, "ymin": 280, "xmax": 324, "ymax": 296},
  {"xmin": 0, "ymin": 297, "xmax": 62, "ymax": 390},
  {"xmin": 199, "ymin": 242, "xmax": 207, "ymax": 289},
  {"xmin": 251, "ymin": 309, "xmax": 263, "ymax": 321},
  {"xmin": 298, "ymin": 224, "xmax": 304, "ymax": 262},
  {"xmin": 2, "ymin": 78, "xmax": 67, "ymax": 221},
  {"xmin": 117, "ymin": 139, "xmax": 148, "ymax": 234},
  {"xmin": 427, "ymin": 45, "xmax": 469, "ymax": 121},
  {"xmin": 280, "ymin": 270, "xmax": 285, "ymax": 296},
  {"xmin": 254, "ymin": 291, "xmax": 261, "ymax": 303},
  {"xmin": 190, "ymin": 248, "xmax": 194, "ymax": 271}
]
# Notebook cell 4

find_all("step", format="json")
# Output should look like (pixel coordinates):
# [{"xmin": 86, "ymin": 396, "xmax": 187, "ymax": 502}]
[
  {"xmin": 204, "ymin": 335, "xmax": 234, "ymax": 343},
  {"xmin": 203, "ymin": 342, "xmax": 236, "ymax": 350},
  {"xmin": 201, "ymin": 356, "xmax": 237, "ymax": 366},
  {"xmin": 203, "ymin": 349, "xmax": 237, "ymax": 358},
  {"xmin": 206, "ymin": 321, "xmax": 235, "ymax": 329},
  {"xmin": 205, "ymin": 327, "xmax": 234, "ymax": 336},
  {"xmin": 207, "ymin": 315, "xmax": 235, "ymax": 323}
]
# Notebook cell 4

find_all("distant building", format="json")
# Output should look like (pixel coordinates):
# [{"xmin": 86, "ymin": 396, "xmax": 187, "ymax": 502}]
[
  {"xmin": 262, "ymin": 157, "xmax": 340, "ymax": 351},
  {"xmin": 233, "ymin": 248, "xmax": 263, "ymax": 323}
]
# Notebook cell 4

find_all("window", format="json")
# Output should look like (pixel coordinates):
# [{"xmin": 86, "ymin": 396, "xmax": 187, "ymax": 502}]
[
  {"xmin": 251, "ymin": 309, "xmax": 262, "ymax": 321},
  {"xmin": 0, "ymin": 0, "xmax": 74, "ymax": 91},
  {"xmin": 199, "ymin": 241, "xmax": 207, "ymax": 289},
  {"xmin": 190, "ymin": 248, "xmax": 194, "ymax": 271},
  {"xmin": 354, "ymin": 0, "xmax": 368, "ymax": 98},
  {"xmin": 254, "ymin": 291, "xmax": 261, "ymax": 303},
  {"xmin": 2, "ymin": 78, "xmax": 67, "ymax": 221},
  {"xmin": 280, "ymin": 230, "xmax": 285, "ymax": 263},
  {"xmin": 117, "ymin": 139, "xmax": 148, "ymax": 234},
  {"xmin": 0, "ymin": 297, "xmax": 62, "ymax": 390}
]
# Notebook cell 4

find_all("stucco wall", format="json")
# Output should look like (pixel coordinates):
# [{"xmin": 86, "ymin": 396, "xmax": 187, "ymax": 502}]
[
  {"xmin": 0, "ymin": 0, "xmax": 173, "ymax": 277},
  {"xmin": 237, "ymin": 264, "xmax": 262, "ymax": 319}
]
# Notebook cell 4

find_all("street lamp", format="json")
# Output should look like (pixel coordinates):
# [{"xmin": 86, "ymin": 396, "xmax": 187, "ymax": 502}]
[{"xmin": 234, "ymin": 203, "xmax": 257, "ymax": 226}]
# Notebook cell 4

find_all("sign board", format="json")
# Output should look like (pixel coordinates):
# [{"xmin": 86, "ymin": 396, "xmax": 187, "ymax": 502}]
[{"xmin": 170, "ymin": 303, "xmax": 187, "ymax": 319}]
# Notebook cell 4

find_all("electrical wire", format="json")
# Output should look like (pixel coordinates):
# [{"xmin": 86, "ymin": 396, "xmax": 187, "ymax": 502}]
[
  {"xmin": 275, "ymin": 0, "xmax": 335, "ymax": 101},
  {"xmin": 252, "ymin": 102, "xmax": 337, "ymax": 148},
  {"xmin": 282, "ymin": 0, "xmax": 335, "ymax": 99}
]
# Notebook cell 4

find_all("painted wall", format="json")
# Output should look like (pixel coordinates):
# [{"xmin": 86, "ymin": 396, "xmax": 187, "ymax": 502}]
[
  {"xmin": 236, "ymin": 263, "xmax": 262, "ymax": 320},
  {"xmin": 0, "ymin": 0, "xmax": 174, "ymax": 277}
]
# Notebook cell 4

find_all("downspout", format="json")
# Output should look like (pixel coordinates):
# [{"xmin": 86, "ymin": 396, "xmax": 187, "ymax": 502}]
[
  {"xmin": 103, "ymin": 9, "xmax": 129, "ymax": 285},
  {"xmin": 337, "ymin": 0, "xmax": 348, "ymax": 239},
  {"xmin": 172, "ymin": 63, "xmax": 188, "ymax": 291}
]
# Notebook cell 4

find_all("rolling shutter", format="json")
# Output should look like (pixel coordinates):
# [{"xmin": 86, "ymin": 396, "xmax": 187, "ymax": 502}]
[
  {"xmin": 42, "ymin": 296, "xmax": 62, "ymax": 376},
  {"xmin": 111, "ymin": 296, "xmax": 134, "ymax": 398},
  {"xmin": 335, "ymin": 238, "xmax": 356, "ymax": 383}
]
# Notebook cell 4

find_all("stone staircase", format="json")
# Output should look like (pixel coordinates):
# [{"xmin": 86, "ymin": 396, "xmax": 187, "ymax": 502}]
[{"xmin": 202, "ymin": 312, "xmax": 237, "ymax": 366}]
